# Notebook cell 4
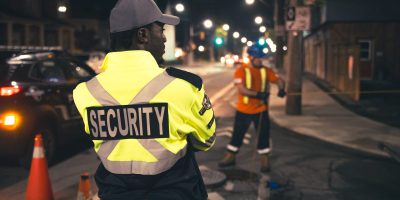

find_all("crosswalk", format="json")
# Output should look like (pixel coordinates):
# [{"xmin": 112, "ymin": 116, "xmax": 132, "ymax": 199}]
[{"xmin": 208, "ymin": 192, "xmax": 225, "ymax": 200}]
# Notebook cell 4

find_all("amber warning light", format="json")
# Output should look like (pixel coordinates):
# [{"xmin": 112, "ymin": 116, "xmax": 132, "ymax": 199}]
[{"xmin": 0, "ymin": 112, "xmax": 21, "ymax": 130}]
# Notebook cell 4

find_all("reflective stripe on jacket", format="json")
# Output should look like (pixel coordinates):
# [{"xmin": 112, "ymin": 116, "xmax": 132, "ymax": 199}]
[{"xmin": 73, "ymin": 51, "xmax": 216, "ymax": 175}]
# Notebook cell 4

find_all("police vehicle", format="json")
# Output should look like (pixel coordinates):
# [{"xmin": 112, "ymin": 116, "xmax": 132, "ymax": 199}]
[{"xmin": 0, "ymin": 50, "xmax": 96, "ymax": 167}]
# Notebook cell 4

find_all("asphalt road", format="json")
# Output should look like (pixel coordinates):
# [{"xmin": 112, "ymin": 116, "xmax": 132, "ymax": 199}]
[
  {"xmin": 0, "ymin": 63, "xmax": 399, "ymax": 200},
  {"xmin": 195, "ymin": 64, "xmax": 400, "ymax": 200}
]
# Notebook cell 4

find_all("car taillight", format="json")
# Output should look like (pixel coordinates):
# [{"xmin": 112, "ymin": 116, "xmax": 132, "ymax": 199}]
[
  {"xmin": 0, "ymin": 86, "xmax": 21, "ymax": 96},
  {"xmin": 0, "ymin": 112, "xmax": 21, "ymax": 130}
]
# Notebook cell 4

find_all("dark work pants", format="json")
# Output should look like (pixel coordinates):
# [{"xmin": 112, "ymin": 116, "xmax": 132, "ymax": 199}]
[{"xmin": 228, "ymin": 110, "xmax": 270, "ymax": 153}]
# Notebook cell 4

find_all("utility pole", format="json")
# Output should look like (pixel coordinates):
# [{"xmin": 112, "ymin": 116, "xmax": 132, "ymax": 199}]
[
  {"xmin": 209, "ymin": 33, "xmax": 215, "ymax": 63},
  {"xmin": 285, "ymin": 0, "xmax": 303, "ymax": 115},
  {"xmin": 188, "ymin": 25, "xmax": 194, "ymax": 66},
  {"xmin": 274, "ymin": 0, "xmax": 285, "ymax": 70}
]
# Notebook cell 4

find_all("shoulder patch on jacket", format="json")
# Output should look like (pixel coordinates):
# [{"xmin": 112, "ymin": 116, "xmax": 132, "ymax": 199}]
[{"xmin": 166, "ymin": 67, "xmax": 202, "ymax": 91}]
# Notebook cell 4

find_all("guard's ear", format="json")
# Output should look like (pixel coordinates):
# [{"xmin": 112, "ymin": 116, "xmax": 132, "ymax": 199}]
[{"xmin": 137, "ymin": 27, "xmax": 149, "ymax": 43}]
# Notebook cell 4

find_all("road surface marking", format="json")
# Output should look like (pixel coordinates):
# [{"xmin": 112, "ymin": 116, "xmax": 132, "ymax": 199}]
[
  {"xmin": 216, "ymin": 130, "xmax": 250, "ymax": 145},
  {"xmin": 210, "ymin": 83, "xmax": 234, "ymax": 105},
  {"xmin": 208, "ymin": 192, "xmax": 225, "ymax": 200},
  {"xmin": 224, "ymin": 181, "xmax": 235, "ymax": 191}
]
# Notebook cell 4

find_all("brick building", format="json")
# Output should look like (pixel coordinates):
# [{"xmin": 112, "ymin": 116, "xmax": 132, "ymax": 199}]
[{"xmin": 303, "ymin": 0, "xmax": 400, "ymax": 101}]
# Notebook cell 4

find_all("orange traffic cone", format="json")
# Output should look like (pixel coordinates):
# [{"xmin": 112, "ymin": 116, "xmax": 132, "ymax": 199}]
[
  {"xmin": 77, "ymin": 172, "xmax": 92, "ymax": 200},
  {"xmin": 26, "ymin": 134, "xmax": 54, "ymax": 200}
]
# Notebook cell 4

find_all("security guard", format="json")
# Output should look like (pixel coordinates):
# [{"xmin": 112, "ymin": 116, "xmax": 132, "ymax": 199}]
[
  {"xmin": 73, "ymin": 0, "xmax": 216, "ymax": 199},
  {"xmin": 218, "ymin": 44, "xmax": 285, "ymax": 172}
]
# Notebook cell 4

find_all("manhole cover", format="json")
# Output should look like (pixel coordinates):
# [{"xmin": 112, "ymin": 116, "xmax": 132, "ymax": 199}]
[{"xmin": 200, "ymin": 166, "xmax": 227, "ymax": 188}]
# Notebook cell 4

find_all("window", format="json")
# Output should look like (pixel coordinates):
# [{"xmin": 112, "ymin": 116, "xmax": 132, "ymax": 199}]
[
  {"xmin": 0, "ymin": 23, "xmax": 7, "ymax": 45},
  {"xmin": 12, "ymin": 24, "xmax": 25, "ymax": 45},
  {"xmin": 67, "ymin": 61, "xmax": 92, "ymax": 79},
  {"xmin": 28, "ymin": 25, "xmax": 40, "ymax": 46},
  {"xmin": 30, "ymin": 60, "xmax": 66, "ymax": 82},
  {"xmin": 359, "ymin": 40, "xmax": 371, "ymax": 61}
]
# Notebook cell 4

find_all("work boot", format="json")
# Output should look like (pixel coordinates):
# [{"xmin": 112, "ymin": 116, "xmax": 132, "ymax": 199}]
[
  {"xmin": 218, "ymin": 152, "xmax": 236, "ymax": 167},
  {"xmin": 260, "ymin": 154, "xmax": 271, "ymax": 172}
]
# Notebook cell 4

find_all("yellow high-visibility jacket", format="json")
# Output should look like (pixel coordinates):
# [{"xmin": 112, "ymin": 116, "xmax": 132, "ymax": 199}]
[{"xmin": 73, "ymin": 50, "xmax": 216, "ymax": 175}]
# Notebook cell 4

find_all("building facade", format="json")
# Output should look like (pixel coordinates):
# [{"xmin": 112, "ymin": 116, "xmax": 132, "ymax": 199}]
[
  {"xmin": 0, "ymin": 0, "xmax": 75, "ymax": 51},
  {"xmin": 303, "ymin": 0, "xmax": 400, "ymax": 101}
]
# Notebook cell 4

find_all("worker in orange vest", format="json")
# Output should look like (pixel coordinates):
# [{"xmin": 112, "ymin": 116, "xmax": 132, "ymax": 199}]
[{"xmin": 219, "ymin": 44, "xmax": 286, "ymax": 172}]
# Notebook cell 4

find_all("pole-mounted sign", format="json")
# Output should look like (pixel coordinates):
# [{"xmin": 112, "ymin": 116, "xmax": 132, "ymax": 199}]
[{"xmin": 286, "ymin": 6, "xmax": 311, "ymax": 31}]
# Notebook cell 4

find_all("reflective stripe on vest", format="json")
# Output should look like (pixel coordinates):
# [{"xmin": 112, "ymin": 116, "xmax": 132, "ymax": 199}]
[
  {"xmin": 243, "ymin": 68, "xmax": 251, "ymax": 104},
  {"xmin": 242, "ymin": 67, "xmax": 267, "ymax": 104},
  {"xmin": 260, "ymin": 68, "xmax": 267, "ymax": 92},
  {"xmin": 85, "ymin": 71, "xmax": 187, "ymax": 175}
]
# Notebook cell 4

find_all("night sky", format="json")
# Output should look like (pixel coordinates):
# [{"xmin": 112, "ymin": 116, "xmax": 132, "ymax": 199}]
[{"xmin": 69, "ymin": 0, "xmax": 274, "ymax": 42}]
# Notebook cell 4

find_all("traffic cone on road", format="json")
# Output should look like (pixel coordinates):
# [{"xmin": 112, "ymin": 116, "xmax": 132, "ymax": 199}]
[
  {"xmin": 26, "ymin": 134, "xmax": 54, "ymax": 200},
  {"xmin": 77, "ymin": 172, "xmax": 92, "ymax": 200}
]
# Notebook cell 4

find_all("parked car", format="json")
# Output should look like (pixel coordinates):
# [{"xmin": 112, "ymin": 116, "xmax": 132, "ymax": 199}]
[
  {"xmin": 75, "ymin": 51, "xmax": 106, "ymax": 74},
  {"xmin": 0, "ymin": 50, "xmax": 96, "ymax": 167}
]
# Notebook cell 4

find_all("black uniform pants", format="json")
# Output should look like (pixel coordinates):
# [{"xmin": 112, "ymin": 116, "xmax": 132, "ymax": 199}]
[
  {"xmin": 228, "ymin": 110, "xmax": 270, "ymax": 154},
  {"xmin": 95, "ymin": 151, "xmax": 207, "ymax": 200}
]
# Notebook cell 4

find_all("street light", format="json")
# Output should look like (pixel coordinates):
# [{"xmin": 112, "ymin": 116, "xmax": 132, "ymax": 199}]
[
  {"xmin": 259, "ymin": 26, "xmax": 266, "ymax": 33},
  {"xmin": 266, "ymin": 38, "xmax": 274, "ymax": 46},
  {"xmin": 255, "ymin": 16, "xmax": 263, "ymax": 24},
  {"xmin": 198, "ymin": 45, "xmax": 205, "ymax": 52},
  {"xmin": 245, "ymin": 0, "xmax": 255, "ymax": 5},
  {"xmin": 233, "ymin": 32, "xmax": 240, "ymax": 38},
  {"xmin": 247, "ymin": 41, "xmax": 253, "ymax": 46},
  {"xmin": 58, "ymin": 5, "xmax": 67, "ymax": 13},
  {"xmin": 241, "ymin": 37, "xmax": 247, "ymax": 43},
  {"xmin": 263, "ymin": 48, "xmax": 269, "ymax": 54},
  {"xmin": 222, "ymin": 24, "xmax": 230, "ymax": 31},
  {"xmin": 175, "ymin": 3, "xmax": 184, "ymax": 12},
  {"xmin": 270, "ymin": 44, "xmax": 277, "ymax": 52},
  {"xmin": 203, "ymin": 19, "xmax": 213, "ymax": 29}
]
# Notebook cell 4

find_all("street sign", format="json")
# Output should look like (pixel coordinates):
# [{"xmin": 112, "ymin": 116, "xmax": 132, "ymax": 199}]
[
  {"xmin": 285, "ymin": 6, "xmax": 311, "ymax": 31},
  {"xmin": 286, "ymin": 7, "xmax": 296, "ymax": 21}
]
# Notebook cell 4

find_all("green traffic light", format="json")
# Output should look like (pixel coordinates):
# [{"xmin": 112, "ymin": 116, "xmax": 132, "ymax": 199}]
[
  {"xmin": 215, "ymin": 37, "xmax": 223, "ymax": 45},
  {"xmin": 258, "ymin": 38, "xmax": 265, "ymax": 46}
]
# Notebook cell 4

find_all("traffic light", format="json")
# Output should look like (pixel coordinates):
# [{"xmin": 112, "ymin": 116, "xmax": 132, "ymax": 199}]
[
  {"xmin": 214, "ymin": 36, "xmax": 224, "ymax": 46},
  {"xmin": 258, "ymin": 38, "xmax": 266, "ymax": 46}
]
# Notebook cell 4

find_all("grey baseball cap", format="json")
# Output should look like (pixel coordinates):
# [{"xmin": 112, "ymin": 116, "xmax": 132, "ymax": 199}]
[{"xmin": 110, "ymin": 0, "xmax": 180, "ymax": 33}]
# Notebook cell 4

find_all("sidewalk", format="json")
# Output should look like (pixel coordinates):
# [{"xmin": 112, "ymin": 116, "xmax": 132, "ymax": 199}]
[{"xmin": 269, "ymin": 78, "xmax": 400, "ymax": 157}]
